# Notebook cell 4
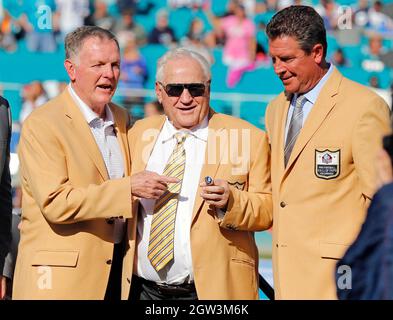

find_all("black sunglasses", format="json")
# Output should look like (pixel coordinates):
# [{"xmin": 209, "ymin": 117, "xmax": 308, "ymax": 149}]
[{"xmin": 158, "ymin": 81, "xmax": 209, "ymax": 97}]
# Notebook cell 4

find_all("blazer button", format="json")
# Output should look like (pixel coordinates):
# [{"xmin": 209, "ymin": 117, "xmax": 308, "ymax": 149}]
[
  {"xmin": 106, "ymin": 259, "xmax": 112, "ymax": 265},
  {"xmin": 280, "ymin": 201, "xmax": 286, "ymax": 208}
]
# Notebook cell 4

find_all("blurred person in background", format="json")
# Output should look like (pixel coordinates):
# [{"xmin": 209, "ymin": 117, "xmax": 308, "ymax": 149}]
[
  {"xmin": 18, "ymin": 0, "xmax": 57, "ymax": 53},
  {"xmin": 118, "ymin": 32, "xmax": 147, "ymax": 111},
  {"xmin": 148, "ymin": 9, "xmax": 176, "ymax": 46},
  {"xmin": 183, "ymin": 17, "xmax": 215, "ymax": 48},
  {"xmin": 19, "ymin": 81, "xmax": 48, "ymax": 124},
  {"xmin": 55, "ymin": 0, "xmax": 90, "ymax": 41},
  {"xmin": 367, "ymin": 0, "xmax": 393, "ymax": 34},
  {"xmin": 114, "ymin": 8, "xmax": 147, "ymax": 47},
  {"xmin": 93, "ymin": 0, "xmax": 116, "ymax": 32},
  {"xmin": 206, "ymin": 1, "xmax": 257, "ymax": 87},
  {"xmin": 353, "ymin": 0, "xmax": 371, "ymax": 28},
  {"xmin": 330, "ymin": 47, "xmax": 351, "ymax": 67},
  {"xmin": 361, "ymin": 34, "xmax": 386, "ymax": 72},
  {"xmin": 0, "ymin": 8, "xmax": 17, "ymax": 52},
  {"xmin": 180, "ymin": 17, "xmax": 214, "ymax": 65},
  {"xmin": 0, "ymin": 96, "xmax": 12, "ymax": 300},
  {"xmin": 315, "ymin": 0, "xmax": 339, "ymax": 31}
]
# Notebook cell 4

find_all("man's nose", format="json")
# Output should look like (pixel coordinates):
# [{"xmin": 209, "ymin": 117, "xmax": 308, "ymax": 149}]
[
  {"xmin": 179, "ymin": 88, "xmax": 193, "ymax": 103},
  {"xmin": 103, "ymin": 64, "xmax": 115, "ymax": 78},
  {"xmin": 273, "ymin": 60, "xmax": 286, "ymax": 76}
]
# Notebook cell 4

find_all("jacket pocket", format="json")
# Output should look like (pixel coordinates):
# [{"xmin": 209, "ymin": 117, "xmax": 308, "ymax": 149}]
[
  {"xmin": 231, "ymin": 245, "xmax": 256, "ymax": 268},
  {"xmin": 231, "ymin": 258, "xmax": 255, "ymax": 268},
  {"xmin": 31, "ymin": 250, "xmax": 79, "ymax": 267},
  {"xmin": 320, "ymin": 242, "xmax": 349, "ymax": 260}
]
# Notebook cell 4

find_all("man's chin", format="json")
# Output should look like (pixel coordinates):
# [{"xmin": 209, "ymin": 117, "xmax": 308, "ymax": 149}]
[
  {"xmin": 283, "ymin": 85, "xmax": 297, "ymax": 95},
  {"xmin": 172, "ymin": 119, "xmax": 199, "ymax": 130},
  {"xmin": 96, "ymin": 95, "xmax": 114, "ymax": 106}
]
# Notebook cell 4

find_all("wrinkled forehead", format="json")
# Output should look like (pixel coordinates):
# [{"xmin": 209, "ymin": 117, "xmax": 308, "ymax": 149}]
[
  {"xmin": 75, "ymin": 36, "xmax": 120, "ymax": 62},
  {"xmin": 80, "ymin": 36, "xmax": 119, "ymax": 51},
  {"xmin": 163, "ymin": 57, "xmax": 207, "ymax": 83}
]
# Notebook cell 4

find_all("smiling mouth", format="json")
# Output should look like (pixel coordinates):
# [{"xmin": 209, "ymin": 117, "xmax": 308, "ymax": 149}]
[
  {"xmin": 97, "ymin": 84, "xmax": 113, "ymax": 91},
  {"xmin": 178, "ymin": 106, "xmax": 196, "ymax": 111}
]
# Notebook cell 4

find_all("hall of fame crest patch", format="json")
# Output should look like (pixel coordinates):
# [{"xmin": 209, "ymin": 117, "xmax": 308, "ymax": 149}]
[{"xmin": 315, "ymin": 149, "xmax": 340, "ymax": 179}]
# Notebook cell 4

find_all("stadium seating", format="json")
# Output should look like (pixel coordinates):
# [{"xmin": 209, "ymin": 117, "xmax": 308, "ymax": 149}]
[{"xmin": 1, "ymin": 0, "xmax": 392, "ymax": 128}]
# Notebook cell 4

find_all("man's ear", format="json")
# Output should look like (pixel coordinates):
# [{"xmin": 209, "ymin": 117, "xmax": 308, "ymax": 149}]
[
  {"xmin": 312, "ymin": 44, "xmax": 324, "ymax": 64},
  {"xmin": 155, "ymin": 82, "xmax": 163, "ymax": 104},
  {"xmin": 64, "ymin": 59, "xmax": 76, "ymax": 82}
]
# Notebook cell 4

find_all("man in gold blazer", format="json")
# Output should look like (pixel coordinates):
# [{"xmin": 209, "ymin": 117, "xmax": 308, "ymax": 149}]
[
  {"xmin": 123, "ymin": 48, "xmax": 273, "ymax": 300},
  {"xmin": 265, "ymin": 6, "xmax": 391, "ymax": 299},
  {"xmin": 13, "ymin": 26, "xmax": 171, "ymax": 300}
]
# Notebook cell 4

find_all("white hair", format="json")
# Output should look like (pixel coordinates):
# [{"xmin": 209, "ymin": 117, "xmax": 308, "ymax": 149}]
[{"xmin": 156, "ymin": 47, "xmax": 212, "ymax": 83}]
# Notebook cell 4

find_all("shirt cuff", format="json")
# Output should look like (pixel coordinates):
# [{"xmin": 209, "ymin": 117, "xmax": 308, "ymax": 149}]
[{"xmin": 216, "ymin": 208, "xmax": 226, "ymax": 220}]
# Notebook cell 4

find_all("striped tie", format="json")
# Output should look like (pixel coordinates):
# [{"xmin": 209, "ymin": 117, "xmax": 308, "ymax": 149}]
[
  {"xmin": 148, "ymin": 132, "xmax": 188, "ymax": 272},
  {"xmin": 284, "ymin": 95, "xmax": 307, "ymax": 167}
]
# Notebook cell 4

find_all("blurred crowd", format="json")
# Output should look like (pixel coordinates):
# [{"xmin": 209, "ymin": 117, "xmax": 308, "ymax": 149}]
[
  {"xmin": 0, "ymin": 0, "xmax": 393, "ymax": 124},
  {"xmin": 1, "ymin": 0, "xmax": 393, "ymax": 108}
]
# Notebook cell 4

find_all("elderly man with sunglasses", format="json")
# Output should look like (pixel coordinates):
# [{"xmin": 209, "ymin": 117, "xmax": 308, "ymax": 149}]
[{"xmin": 124, "ymin": 48, "xmax": 273, "ymax": 300}]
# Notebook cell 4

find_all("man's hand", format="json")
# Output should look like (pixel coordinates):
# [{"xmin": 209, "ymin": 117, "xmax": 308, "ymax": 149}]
[
  {"xmin": 376, "ymin": 148, "xmax": 393, "ymax": 190},
  {"xmin": 131, "ymin": 170, "xmax": 179, "ymax": 199},
  {"xmin": 0, "ymin": 276, "xmax": 6, "ymax": 300},
  {"xmin": 200, "ymin": 178, "xmax": 230, "ymax": 209}
]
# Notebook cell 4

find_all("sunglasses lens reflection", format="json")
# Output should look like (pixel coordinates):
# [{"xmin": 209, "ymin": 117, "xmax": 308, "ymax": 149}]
[
  {"xmin": 165, "ymin": 84, "xmax": 206, "ymax": 97},
  {"xmin": 188, "ymin": 84, "xmax": 205, "ymax": 96},
  {"xmin": 166, "ymin": 85, "xmax": 184, "ymax": 97}
]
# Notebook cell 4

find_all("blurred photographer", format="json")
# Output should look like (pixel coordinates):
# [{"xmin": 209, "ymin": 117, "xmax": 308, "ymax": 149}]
[{"xmin": 336, "ymin": 120, "xmax": 393, "ymax": 300}]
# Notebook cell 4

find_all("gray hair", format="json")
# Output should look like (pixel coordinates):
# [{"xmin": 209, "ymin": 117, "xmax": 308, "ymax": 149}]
[
  {"xmin": 156, "ymin": 47, "xmax": 212, "ymax": 82},
  {"xmin": 65, "ymin": 26, "xmax": 119, "ymax": 62}
]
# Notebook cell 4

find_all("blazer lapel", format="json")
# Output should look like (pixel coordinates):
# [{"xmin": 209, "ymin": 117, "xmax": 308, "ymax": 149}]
[
  {"xmin": 191, "ymin": 109, "xmax": 226, "ymax": 223},
  {"xmin": 62, "ymin": 90, "xmax": 109, "ymax": 180},
  {"xmin": 283, "ymin": 68, "xmax": 342, "ymax": 180},
  {"xmin": 274, "ymin": 93, "xmax": 292, "ymax": 181}
]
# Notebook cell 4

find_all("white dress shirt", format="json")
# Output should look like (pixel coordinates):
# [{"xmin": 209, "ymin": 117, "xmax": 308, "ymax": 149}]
[
  {"xmin": 136, "ymin": 116, "xmax": 208, "ymax": 284},
  {"xmin": 68, "ymin": 84, "xmax": 125, "ymax": 243},
  {"xmin": 284, "ymin": 63, "xmax": 334, "ymax": 144}
]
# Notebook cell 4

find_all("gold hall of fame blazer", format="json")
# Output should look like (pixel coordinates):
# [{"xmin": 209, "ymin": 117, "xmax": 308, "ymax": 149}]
[
  {"xmin": 13, "ymin": 90, "xmax": 133, "ymax": 299},
  {"xmin": 122, "ymin": 110, "xmax": 273, "ymax": 300},
  {"xmin": 265, "ymin": 67, "xmax": 391, "ymax": 299}
]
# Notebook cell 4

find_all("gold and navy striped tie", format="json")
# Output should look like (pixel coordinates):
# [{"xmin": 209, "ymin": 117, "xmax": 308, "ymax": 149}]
[{"xmin": 148, "ymin": 132, "xmax": 188, "ymax": 272}]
